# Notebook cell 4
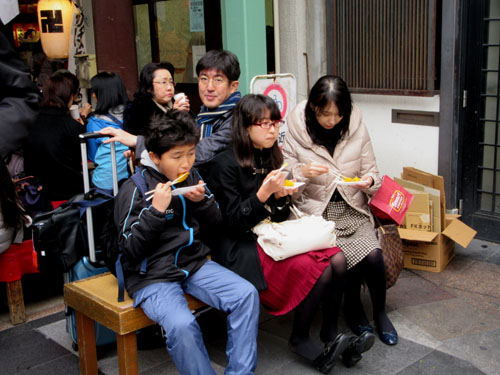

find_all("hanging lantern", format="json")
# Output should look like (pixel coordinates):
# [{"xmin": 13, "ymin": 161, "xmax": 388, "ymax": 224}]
[{"xmin": 37, "ymin": 0, "xmax": 73, "ymax": 59}]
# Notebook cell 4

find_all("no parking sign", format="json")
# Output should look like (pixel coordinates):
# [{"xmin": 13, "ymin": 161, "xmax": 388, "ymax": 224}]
[{"xmin": 250, "ymin": 74, "xmax": 296, "ymax": 147}]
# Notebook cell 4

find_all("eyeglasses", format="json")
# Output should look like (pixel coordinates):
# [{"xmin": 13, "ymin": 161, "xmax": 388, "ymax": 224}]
[
  {"xmin": 198, "ymin": 76, "xmax": 228, "ymax": 87},
  {"xmin": 153, "ymin": 80, "xmax": 176, "ymax": 87},
  {"xmin": 253, "ymin": 120, "xmax": 285, "ymax": 129}
]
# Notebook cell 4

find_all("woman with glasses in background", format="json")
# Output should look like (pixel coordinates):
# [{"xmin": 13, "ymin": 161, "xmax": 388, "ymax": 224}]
[
  {"xmin": 124, "ymin": 62, "xmax": 190, "ymax": 136},
  {"xmin": 204, "ymin": 94, "xmax": 374, "ymax": 374}
]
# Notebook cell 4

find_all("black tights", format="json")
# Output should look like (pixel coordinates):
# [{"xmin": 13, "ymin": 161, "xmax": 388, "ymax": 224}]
[
  {"xmin": 344, "ymin": 248, "xmax": 395, "ymax": 333},
  {"xmin": 289, "ymin": 251, "xmax": 347, "ymax": 360}
]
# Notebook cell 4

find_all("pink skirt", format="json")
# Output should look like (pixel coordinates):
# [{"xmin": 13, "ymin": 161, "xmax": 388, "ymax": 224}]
[{"xmin": 257, "ymin": 244, "xmax": 342, "ymax": 316}]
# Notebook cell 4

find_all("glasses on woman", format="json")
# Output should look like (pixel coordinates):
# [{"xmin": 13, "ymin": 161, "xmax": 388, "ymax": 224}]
[
  {"xmin": 253, "ymin": 120, "xmax": 285, "ymax": 129},
  {"xmin": 153, "ymin": 80, "xmax": 176, "ymax": 87}
]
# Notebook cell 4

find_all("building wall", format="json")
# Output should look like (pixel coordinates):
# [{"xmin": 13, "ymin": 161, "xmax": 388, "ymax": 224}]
[
  {"xmin": 277, "ymin": 0, "xmax": 441, "ymax": 181},
  {"xmin": 352, "ymin": 94, "xmax": 440, "ymax": 179}
]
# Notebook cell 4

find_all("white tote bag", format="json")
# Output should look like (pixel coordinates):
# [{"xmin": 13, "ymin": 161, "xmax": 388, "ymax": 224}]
[{"xmin": 252, "ymin": 206, "xmax": 336, "ymax": 261}]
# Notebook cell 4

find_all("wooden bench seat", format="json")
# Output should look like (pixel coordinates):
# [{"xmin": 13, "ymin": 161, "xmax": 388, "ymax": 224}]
[{"xmin": 64, "ymin": 272, "xmax": 205, "ymax": 375}]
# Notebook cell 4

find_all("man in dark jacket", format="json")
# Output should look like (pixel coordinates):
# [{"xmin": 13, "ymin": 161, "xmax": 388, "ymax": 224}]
[
  {"xmin": 101, "ymin": 50, "xmax": 242, "ymax": 174},
  {"xmin": 194, "ymin": 49, "xmax": 241, "ymax": 167},
  {"xmin": 0, "ymin": 22, "xmax": 40, "ymax": 161},
  {"xmin": 114, "ymin": 111, "xmax": 259, "ymax": 375}
]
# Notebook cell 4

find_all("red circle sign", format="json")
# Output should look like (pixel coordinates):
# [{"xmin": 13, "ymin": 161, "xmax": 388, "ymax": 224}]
[{"xmin": 263, "ymin": 83, "xmax": 287, "ymax": 119}]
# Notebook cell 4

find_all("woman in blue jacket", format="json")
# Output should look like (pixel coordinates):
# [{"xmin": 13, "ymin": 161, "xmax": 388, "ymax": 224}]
[{"xmin": 86, "ymin": 72, "xmax": 130, "ymax": 190}]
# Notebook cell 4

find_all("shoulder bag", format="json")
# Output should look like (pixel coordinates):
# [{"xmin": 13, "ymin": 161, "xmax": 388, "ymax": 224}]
[
  {"xmin": 370, "ymin": 207, "xmax": 404, "ymax": 289},
  {"xmin": 252, "ymin": 206, "xmax": 337, "ymax": 261}
]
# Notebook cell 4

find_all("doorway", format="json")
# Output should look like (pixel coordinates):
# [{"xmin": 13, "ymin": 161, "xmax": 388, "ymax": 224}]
[
  {"xmin": 461, "ymin": 0, "xmax": 500, "ymax": 242},
  {"xmin": 131, "ymin": 0, "xmax": 222, "ymax": 114}
]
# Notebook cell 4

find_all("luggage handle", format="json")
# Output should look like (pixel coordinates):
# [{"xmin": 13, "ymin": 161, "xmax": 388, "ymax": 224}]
[{"xmin": 79, "ymin": 132, "xmax": 120, "ymax": 262}]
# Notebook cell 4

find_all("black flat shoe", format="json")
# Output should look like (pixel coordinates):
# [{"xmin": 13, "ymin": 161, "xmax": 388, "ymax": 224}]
[
  {"xmin": 341, "ymin": 331, "xmax": 376, "ymax": 368},
  {"xmin": 313, "ymin": 333, "xmax": 350, "ymax": 374},
  {"xmin": 377, "ymin": 329, "xmax": 398, "ymax": 345}
]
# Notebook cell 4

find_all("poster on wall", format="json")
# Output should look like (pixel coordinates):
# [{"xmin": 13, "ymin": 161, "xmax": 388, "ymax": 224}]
[
  {"xmin": 189, "ymin": 0, "xmax": 204, "ymax": 33},
  {"xmin": 250, "ymin": 74, "xmax": 297, "ymax": 147},
  {"xmin": 192, "ymin": 45, "xmax": 206, "ymax": 78}
]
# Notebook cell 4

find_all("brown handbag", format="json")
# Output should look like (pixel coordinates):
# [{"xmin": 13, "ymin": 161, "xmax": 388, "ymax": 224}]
[{"xmin": 371, "ymin": 209, "xmax": 404, "ymax": 289}]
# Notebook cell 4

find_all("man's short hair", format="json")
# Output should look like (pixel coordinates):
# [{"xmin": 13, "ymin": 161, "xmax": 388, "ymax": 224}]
[
  {"xmin": 145, "ymin": 111, "xmax": 200, "ymax": 156},
  {"xmin": 196, "ymin": 50, "xmax": 240, "ymax": 82}
]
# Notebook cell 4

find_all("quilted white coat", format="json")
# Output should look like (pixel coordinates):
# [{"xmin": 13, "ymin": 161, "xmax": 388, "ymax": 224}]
[{"xmin": 282, "ymin": 100, "xmax": 381, "ymax": 223}]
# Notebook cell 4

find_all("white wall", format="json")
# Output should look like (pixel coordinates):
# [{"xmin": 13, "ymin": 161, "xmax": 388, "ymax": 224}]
[{"xmin": 352, "ymin": 94, "xmax": 440, "ymax": 179}]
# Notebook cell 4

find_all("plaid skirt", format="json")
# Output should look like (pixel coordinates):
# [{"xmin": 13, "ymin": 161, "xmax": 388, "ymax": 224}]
[{"xmin": 323, "ymin": 200, "xmax": 380, "ymax": 269}]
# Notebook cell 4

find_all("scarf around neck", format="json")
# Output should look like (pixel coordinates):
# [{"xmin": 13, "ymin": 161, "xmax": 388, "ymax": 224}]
[{"xmin": 196, "ymin": 91, "xmax": 241, "ymax": 138}]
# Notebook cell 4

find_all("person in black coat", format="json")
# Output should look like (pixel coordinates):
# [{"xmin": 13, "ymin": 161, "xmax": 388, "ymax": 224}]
[
  {"xmin": 0, "ymin": 21, "xmax": 40, "ymax": 161},
  {"xmin": 114, "ymin": 111, "xmax": 259, "ymax": 375},
  {"xmin": 205, "ymin": 94, "xmax": 376, "ymax": 373},
  {"xmin": 24, "ymin": 72, "xmax": 86, "ymax": 201},
  {"xmin": 124, "ymin": 62, "xmax": 190, "ymax": 136}
]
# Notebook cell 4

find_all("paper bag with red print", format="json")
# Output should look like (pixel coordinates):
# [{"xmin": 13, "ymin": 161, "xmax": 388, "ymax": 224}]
[{"xmin": 369, "ymin": 175, "xmax": 413, "ymax": 225}]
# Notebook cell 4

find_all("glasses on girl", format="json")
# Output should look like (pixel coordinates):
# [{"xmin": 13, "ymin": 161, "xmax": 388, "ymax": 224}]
[{"xmin": 253, "ymin": 120, "xmax": 285, "ymax": 129}]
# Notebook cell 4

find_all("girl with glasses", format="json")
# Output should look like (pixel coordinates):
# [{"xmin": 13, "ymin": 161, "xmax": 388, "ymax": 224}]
[{"xmin": 205, "ymin": 94, "xmax": 374, "ymax": 373}]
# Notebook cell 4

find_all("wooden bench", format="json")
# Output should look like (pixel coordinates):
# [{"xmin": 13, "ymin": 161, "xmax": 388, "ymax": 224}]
[{"xmin": 64, "ymin": 272, "xmax": 206, "ymax": 375}]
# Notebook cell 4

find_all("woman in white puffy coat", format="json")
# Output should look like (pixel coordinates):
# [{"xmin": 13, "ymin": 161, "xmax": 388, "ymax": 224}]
[{"xmin": 282, "ymin": 75, "xmax": 398, "ymax": 346}]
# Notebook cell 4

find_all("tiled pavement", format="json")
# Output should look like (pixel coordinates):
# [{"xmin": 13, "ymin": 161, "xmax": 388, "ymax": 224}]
[{"xmin": 1, "ymin": 238, "xmax": 499, "ymax": 374}]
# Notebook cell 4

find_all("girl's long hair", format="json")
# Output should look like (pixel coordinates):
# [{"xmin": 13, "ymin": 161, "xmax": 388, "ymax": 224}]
[
  {"xmin": 91, "ymin": 72, "xmax": 129, "ymax": 114},
  {"xmin": 305, "ymin": 75, "xmax": 352, "ymax": 147},
  {"xmin": 232, "ymin": 94, "xmax": 283, "ymax": 169},
  {"xmin": 0, "ymin": 159, "xmax": 28, "ymax": 230}
]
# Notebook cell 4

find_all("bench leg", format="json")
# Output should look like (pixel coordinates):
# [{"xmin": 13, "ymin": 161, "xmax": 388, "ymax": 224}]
[
  {"xmin": 75, "ymin": 310, "xmax": 98, "ymax": 375},
  {"xmin": 117, "ymin": 332, "xmax": 139, "ymax": 375},
  {"xmin": 6, "ymin": 279, "xmax": 26, "ymax": 325}
]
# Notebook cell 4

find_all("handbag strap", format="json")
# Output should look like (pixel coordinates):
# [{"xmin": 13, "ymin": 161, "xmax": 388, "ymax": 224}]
[{"xmin": 369, "ymin": 205, "xmax": 386, "ymax": 235}]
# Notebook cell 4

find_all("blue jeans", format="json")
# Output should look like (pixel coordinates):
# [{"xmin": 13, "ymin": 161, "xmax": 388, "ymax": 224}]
[{"xmin": 133, "ymin": 260, "xmax": 259, "ymax": 375}]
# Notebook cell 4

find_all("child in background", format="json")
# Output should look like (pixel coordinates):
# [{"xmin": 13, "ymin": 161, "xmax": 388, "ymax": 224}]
[
  {"xmin": 114, "ymin": 110, "xmax": 259, "ymax": 375},
  {"xmin": 86, "ymin": 72, "xmax": 129, "ymax": 190}
]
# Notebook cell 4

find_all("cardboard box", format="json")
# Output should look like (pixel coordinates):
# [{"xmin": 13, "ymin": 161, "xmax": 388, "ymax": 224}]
[
  {"xmin": 401, "ymin": 191, "xmax": 432, "ymax": 232},
  {"xmin": 397, "ymin": 168, "xmax": 477, "ymax": 272}
]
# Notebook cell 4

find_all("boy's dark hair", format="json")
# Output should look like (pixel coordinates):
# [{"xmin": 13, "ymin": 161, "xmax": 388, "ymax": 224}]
[
  {"xmin": 91, "ymin": 72, "xmax": 129, "ymax": 114},
  {"xmin": 305, "ymin": 75, "xmax": 352, "ymax": 148},
  {"xmin": 196, "ymin": 50, "xmax": 240, "ymax": 82},
  {"xmin": 232, "ymin": 94, "xmax": 283, "ymax": 169},
  {"xmin": 145, "ymin": 110, "xmax": 200, "ymax": 156}
]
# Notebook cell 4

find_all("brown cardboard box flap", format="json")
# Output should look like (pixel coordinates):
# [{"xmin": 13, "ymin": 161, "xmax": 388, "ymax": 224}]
[
  {"xmin": 398, "ymin": 228, "xmax": 439, "ymax": 242},
  {"xmin": 442, "ymin": 219, "xmax": 477, "ymax": 248}
]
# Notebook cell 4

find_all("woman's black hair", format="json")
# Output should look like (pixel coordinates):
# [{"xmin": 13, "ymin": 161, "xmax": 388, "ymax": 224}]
[
  {"xmin": 133, "ymin": 62, "xmax": 175, "ymax": 102},
  {"xmin": 305, "ymin": 75, "xmax": 352, "ymax": 148},
  {"xmin": 196, "ymin": 50, "xmax": 240, "ymax": 82},
  {"xmin": 40, "ymin": 73, "xmax": 75, "ymax": 108},
  {"xmin": 91, "ymin": 72, "xmax": 129, "ymax": 114},
  {"xmin": 0, "ymin": 159, "xmax": 28, "ymax": 230},
  {"xmin": 232, "ymin": 94, "xmax": 283, "ymax": 169},
  {"xmin": 145, "ymin": 110, "xmax": 200, "ymax": 156}
]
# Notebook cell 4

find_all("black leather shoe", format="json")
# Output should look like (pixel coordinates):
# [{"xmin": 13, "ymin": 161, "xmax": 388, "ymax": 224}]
[
  {"xmin": 350, "ymin": 323, "xmax": 374, "ymax": 336},
  {"xmin": 313, "ymin": 333, "xmax": 350, "ymax": 374},
  {"xmin": 341, "ymin": 331, "xmax": 376, "ymax": 367}
]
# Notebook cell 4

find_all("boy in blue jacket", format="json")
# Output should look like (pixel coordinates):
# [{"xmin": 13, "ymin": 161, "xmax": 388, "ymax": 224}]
[{"xmin": 114, "ymin": 111, "xmax": 259, "ymax": 375}]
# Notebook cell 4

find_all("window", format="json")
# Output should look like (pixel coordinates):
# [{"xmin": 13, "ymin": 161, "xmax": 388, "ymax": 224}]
[{"xmin": 326, "ymin": 0, "xmax": 440, "ymax": 95}]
